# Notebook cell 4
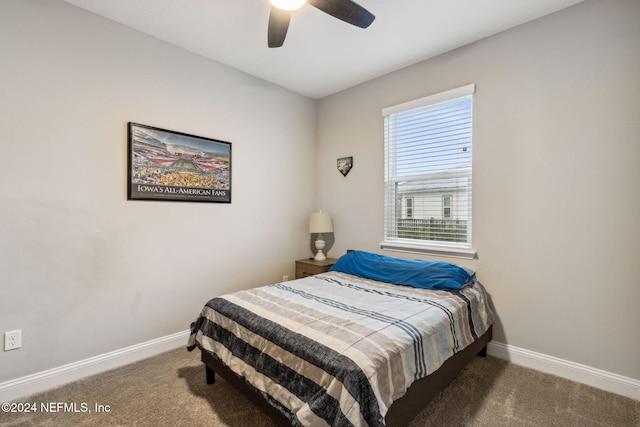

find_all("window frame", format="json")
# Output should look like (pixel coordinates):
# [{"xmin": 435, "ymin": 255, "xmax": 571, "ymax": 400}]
[{"xmin": 380, "ymin": 84, "xmax": 477, "ymax": 260}]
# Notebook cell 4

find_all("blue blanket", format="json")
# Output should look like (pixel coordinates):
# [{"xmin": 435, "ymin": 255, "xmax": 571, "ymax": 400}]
[{"xmin": 329, "ymin": 250, "xmax": 473, "ymax": 290}]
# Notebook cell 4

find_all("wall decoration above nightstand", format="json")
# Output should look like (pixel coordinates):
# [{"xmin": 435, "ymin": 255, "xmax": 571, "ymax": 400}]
[
  {"xmin": 128, "ymin": 122, "xmax": 231, "ymax": 203},
  {"xmin": 337, "ymin": 156, "xmax": 353, "ymax": 177}
]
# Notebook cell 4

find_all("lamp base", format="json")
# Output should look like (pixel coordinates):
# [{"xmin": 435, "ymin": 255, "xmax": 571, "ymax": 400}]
[{"xmin": 314, "ymin": 238, "xmax": 327, "ymax": 261}]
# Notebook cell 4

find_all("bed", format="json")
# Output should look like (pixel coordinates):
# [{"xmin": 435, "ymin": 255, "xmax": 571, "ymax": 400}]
[{"xmin": 188, "ymin": 250, "xmax": 494, "ymax": 426}]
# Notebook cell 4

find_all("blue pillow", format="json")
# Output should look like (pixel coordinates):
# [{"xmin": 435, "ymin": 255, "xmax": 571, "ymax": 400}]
[{"xmin": 329, "ymin": 250, "xmax": 474, "ymax": 290}]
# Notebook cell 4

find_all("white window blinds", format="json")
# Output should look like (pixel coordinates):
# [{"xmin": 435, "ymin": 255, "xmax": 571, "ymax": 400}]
[{"xmin": 382, "ymin": 84, "xmax": 475, "ymax": 254}]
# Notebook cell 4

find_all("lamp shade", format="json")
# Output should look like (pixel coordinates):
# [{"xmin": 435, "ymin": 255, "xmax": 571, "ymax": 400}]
[{"xmin": 309, "ymin": 211, "xmax": 333, "ymax": 234}]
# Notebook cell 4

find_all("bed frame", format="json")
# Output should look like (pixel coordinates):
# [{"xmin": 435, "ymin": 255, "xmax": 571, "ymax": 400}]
[{"xmin": 200, "ymin": 325, "xmax": 492, "ymax": 427}]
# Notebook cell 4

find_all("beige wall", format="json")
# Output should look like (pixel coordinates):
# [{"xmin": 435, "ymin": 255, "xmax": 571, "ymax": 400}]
[
  {"xmin": 2, "ymin": 0, "xmax": 638, "ymax": 389},
  {"xmin": 316, "ymin": 0, "xmax": 640, "ymax": 379},
  {"xmin": 0, "ymin": 0, "xmax": 316, "ymax": 382}
]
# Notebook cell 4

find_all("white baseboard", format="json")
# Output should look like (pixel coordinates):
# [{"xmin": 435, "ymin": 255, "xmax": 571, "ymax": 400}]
[
  {"xmin": 0, "ymin": 329, "xmax": 190, "ymax": 403},
  {"xmin": 487, "ymin": 341, "xmax": 640, "ymax": 401},
  {"xmin": 2, "ymin": 333, "xmax": 638, "ymax": 404}
]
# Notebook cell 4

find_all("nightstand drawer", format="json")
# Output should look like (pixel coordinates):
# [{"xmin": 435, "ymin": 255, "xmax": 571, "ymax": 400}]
[{"xmin": 295, "ymin": 258, "xmax": 337, "ymax": 279}]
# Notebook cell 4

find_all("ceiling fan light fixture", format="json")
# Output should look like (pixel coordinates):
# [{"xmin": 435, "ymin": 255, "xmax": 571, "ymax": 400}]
[
  {"xmin": 267, "ymin": 0, "xmax": 375, "ymax": 48},
  {"xmin": 270, "ymin": 0, "xmax": 306, "ymax": 11}
]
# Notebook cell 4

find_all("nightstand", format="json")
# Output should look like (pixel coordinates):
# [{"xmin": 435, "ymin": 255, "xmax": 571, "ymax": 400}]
[{"xmin": 295, "ymin": 258, "xmax": 337, "ymax": 279}]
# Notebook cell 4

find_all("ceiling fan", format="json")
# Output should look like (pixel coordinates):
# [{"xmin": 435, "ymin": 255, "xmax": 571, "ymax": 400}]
[{"xmin": 268, "ymin": 0, "xmax": 375, "ymax": 48}]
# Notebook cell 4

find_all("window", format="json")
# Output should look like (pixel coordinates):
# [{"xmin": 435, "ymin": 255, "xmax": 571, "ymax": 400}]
[
  {"xmin": 381, "ymin": 84, "xmax": 476, "ymax": 259},
  {"xmin": 406, "ymin": 197, "xmax": 414, "ymax": 218},
  {"xmin": 443, "ymin": 195, "xmax": 452, "ymax": 219}
]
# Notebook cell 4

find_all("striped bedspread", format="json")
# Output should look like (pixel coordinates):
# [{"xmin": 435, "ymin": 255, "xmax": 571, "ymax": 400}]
[{"xmin": 188, "ymin": 271, "xmax": 494, "ymax": 427}]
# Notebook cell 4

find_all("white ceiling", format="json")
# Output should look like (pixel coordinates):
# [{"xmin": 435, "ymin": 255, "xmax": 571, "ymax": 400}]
[{"xmin": 63, "ymin": 0, "xmax": 585, "ymax": 99}]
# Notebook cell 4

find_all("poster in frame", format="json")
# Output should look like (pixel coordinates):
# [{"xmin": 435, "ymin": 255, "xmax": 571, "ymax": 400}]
[{"xmin": 127, "ymin": 122, "xmax": 231, "ymax": 203}]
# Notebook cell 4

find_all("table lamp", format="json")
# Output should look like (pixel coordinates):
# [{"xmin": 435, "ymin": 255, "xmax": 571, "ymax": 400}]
[{"xmin": 309, "ymin": 211, "xmax": 333, "ymax": 261}]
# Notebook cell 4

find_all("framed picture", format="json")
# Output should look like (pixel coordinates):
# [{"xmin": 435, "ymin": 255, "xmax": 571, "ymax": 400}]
[
  {"xmin": 337, "ymin": 156, "xmax": 353, "ymax": 177},
  {"xmin": 128, "ymin": 123, "xmax": 231, "ymax": 203}
]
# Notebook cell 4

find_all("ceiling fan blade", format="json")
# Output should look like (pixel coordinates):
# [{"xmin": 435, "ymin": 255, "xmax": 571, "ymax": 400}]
[
  {"xmin": 308, "ymin": 0, "xmax": 375, "ymax": 29},
  {"xmin": 268, "ymin": 7, "xmax": 291, "ymax": 48}
]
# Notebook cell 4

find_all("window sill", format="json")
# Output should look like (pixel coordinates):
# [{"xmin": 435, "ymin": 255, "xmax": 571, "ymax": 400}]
[{"xmin": 380, "ymin": 241, "xmax": 477, "ymax": 260}]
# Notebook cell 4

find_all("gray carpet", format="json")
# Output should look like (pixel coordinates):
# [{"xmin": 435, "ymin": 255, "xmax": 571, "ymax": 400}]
[{"xmin": 3, "ymin": 347, "xmax": 638, "ymax": 426}]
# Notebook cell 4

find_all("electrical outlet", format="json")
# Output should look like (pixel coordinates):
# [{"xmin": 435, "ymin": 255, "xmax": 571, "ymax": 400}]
[
  {"xmin": 282, "ymin": 275, "xmax": 289, "ymax": 282},
  {"xmin": 4, "ymin": 329, "xmax": 22, "ymax": 351}
]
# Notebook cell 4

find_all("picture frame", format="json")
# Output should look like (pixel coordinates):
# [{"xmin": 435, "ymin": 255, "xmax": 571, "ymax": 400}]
[
  {"xmin": 337, "ymin": 156, "xmax": 353, "ymax": 177},
  {"xmin": 127, "ymin": 122, "xmax": 231, "ymax": 203}
]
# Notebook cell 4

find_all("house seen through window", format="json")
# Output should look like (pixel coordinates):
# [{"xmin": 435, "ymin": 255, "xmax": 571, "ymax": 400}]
[{"xmin": 382, "ymin": 84, "xmax": 475, "ymax": 257}]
